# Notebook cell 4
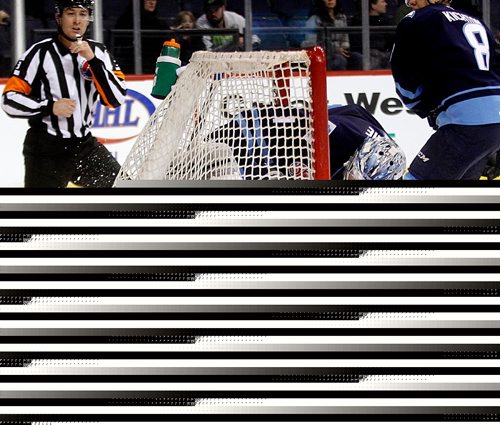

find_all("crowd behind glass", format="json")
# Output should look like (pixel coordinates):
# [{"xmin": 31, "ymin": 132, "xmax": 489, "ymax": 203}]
[{"xmin": 0, "ymin": 0, "xmax": 497, "ymax": 77}]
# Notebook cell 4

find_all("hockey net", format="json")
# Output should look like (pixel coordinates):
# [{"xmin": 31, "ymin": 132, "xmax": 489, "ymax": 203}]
[{"xmin": 115, "ymin": 48, "xmax": 329, "ymax": 182}]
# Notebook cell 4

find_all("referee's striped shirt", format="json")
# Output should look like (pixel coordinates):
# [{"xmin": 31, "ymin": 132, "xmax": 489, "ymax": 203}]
[{"xmin": 1, "ymin": 34, "xmax": 127, "ymax": 139}]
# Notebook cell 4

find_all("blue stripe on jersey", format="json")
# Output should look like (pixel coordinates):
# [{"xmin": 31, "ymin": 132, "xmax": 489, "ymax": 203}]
[
  {"xmin": 395, "ymin": 83, "xmax": 425, "ymax": 111},
  {"xmin": 437, "ymin": 95, "xmax": 500, "ymax": 127},
  {"xmin": 438, "ymin": 86, "xmax": 500, "ymax": 110}
]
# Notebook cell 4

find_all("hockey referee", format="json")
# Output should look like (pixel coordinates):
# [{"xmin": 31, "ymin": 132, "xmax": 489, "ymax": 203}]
[{"xmin": 1, "ymin": 0, "xmax": 127, "ymax": 188}]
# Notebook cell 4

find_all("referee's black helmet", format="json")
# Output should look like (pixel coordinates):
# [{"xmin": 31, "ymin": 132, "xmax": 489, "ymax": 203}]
[{"xmin": 55, "ymin": 0, "xmax": 94, "ymax": 16}]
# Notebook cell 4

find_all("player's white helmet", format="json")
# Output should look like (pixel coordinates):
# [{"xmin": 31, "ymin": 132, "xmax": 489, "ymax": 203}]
[{"xmin": 343, "ymin": 134, "xmax": 406, "ymax": 180}]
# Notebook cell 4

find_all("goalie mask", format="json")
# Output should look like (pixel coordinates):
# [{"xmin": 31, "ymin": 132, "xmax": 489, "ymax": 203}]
[
  {"xmin": 343, "ymin": 134, "xmax": 406, "ymax": 180},
  {"xmin": 55, "ymin": 0, "xmax": 94, "ymax": 21}
]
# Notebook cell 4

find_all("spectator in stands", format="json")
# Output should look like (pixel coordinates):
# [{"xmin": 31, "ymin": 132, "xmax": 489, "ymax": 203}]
[
  {"xmin": 115, "ymin": 0, "xmax": 168, "ymax": 74},
  {"xmin": 351, "ymin": 0, "xmax": 394, "ymax": 69},
  {"xmin": 196, "ymin": 0, "xmax": 260, "ymax": 52},
  {"xmin": 301, "ymin": 0, "xmax": 363, "ymax": 70},
  {"xmin": 172, "ymin": 10, "xmax": 205, "ymax": 65}
]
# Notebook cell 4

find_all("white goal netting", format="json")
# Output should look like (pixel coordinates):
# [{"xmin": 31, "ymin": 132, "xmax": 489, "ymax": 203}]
[{"xmin": 115, "ymin": 50, "xmax": 326, "ymax": 182}]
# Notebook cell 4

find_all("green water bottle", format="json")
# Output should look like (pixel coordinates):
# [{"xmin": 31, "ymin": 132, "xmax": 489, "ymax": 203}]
[{"xmin": 151, "ymin": 38, "xmax": 181, "ymax": 100}]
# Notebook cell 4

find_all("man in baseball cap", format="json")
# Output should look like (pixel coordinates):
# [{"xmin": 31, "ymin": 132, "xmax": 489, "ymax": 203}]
[
  {"xmin": 203, "ymin": 0, "xmax": 227, "ymax": 26},
  {"xmin": 196, "ymin": 0, "xmax": 260, "ymax": 51}
]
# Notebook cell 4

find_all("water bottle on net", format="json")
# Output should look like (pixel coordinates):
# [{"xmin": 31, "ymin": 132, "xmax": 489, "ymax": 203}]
[{"xmin": 151, "ymin": 39, "xmax": 181, "ymax": 100}]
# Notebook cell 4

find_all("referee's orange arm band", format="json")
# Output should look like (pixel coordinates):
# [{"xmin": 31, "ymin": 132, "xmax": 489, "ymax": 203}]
[{"xmin": 3, "ymin": 76, "xmax": 32, "ymax": 95}]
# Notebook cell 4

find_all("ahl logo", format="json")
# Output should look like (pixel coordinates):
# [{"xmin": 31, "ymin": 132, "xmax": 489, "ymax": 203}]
[
  {"xmin": 92, "ymin": 89, "xmax": 157, "ymax": 145},
  {"xmin": 79, "ymin": 61, "xmax": 93, "ymax": 81}
]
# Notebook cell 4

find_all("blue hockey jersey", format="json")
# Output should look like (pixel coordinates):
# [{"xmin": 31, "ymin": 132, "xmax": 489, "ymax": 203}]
[{"xmin": 391, "ymin": 4, "xmax": 500, "ymax": 128}]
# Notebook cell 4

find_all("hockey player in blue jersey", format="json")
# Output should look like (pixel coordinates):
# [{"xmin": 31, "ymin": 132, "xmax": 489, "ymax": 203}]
[{"xmin": 391, "ymin": 0, "xmax": 500, "ymax": 180}]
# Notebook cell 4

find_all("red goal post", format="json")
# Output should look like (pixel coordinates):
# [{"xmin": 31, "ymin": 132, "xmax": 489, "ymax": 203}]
[{"xmin": 307, "ymin": 46, "xmax": 330, "ymax": 180}]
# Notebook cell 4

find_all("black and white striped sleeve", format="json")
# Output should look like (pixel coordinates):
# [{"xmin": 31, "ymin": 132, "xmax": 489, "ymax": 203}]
[
  {"xmin": 1, "ymin": 43, "xmax": 53, "ymax": 119},
  {"xmin": 88, "ymin": 43, "xmax": 127, "ymax": 109}
]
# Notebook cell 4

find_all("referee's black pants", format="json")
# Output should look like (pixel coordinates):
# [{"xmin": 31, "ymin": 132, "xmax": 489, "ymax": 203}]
[{"xmin": 23, "ymin": 128, "xmax": 121, "ymax": 188}]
